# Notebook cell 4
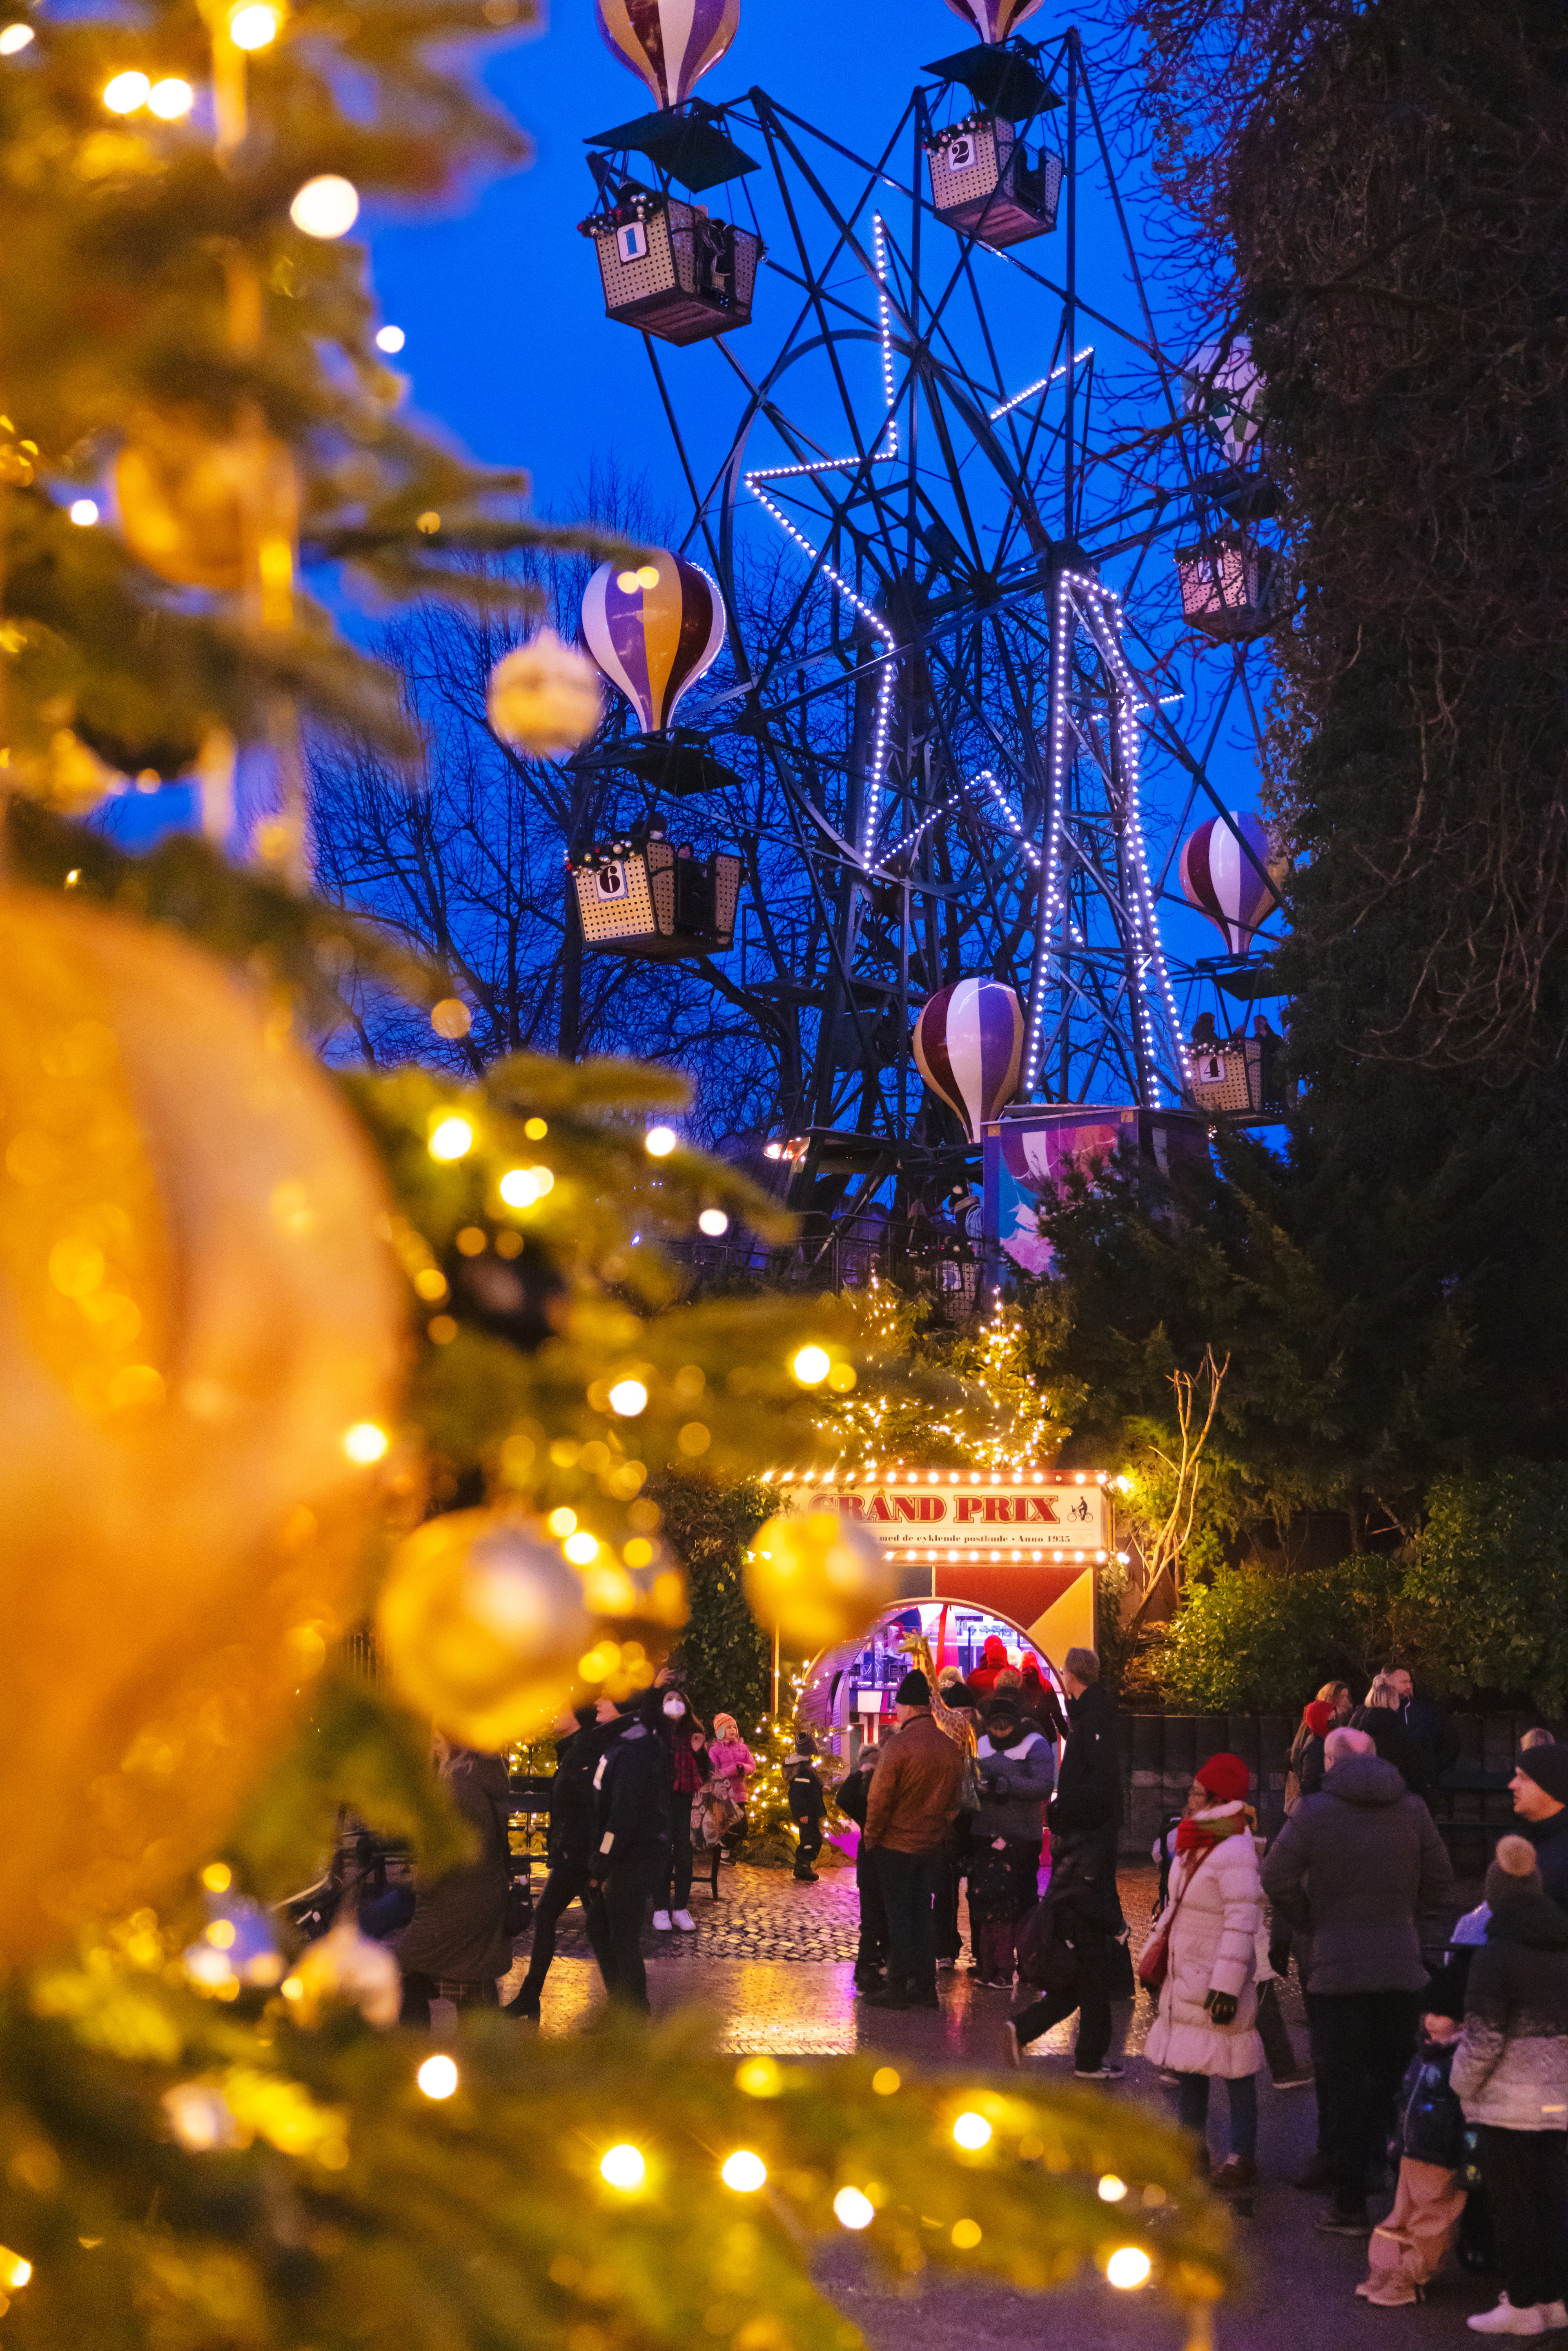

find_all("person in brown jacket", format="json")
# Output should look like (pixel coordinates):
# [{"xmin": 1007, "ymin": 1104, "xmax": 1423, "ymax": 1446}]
[{"xmin": 864, "ymin": 1670, "xmax": 965, "ymax": 2009}]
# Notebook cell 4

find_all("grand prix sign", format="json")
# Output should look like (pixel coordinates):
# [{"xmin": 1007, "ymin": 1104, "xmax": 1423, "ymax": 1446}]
[{"xmin": 768, "ymin": 1470, "xmax": 1111, "ymax": 1561}]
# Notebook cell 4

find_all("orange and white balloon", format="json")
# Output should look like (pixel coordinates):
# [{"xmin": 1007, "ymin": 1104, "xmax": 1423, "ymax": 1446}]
[{"xmin": 579, "ymin": 550, "xmax": 726, "ymax": 736}]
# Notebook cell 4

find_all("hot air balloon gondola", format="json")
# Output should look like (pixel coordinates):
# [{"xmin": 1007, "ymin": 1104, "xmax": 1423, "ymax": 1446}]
[
  {"xmin": 924, "ymin": 23, "xmax": 1063, "ymax": 251},
  {"xmin": 581, "ymin": 0, "xmax": 762, "ymax": 345},
  {"xmin": 1187, "ymin": 1015, "xmax": 1292, "ymax": 1120},
  {"xmin": 1175, "ymin": 533, "xmax": 1282, "ymax": 642},
  {"xmin": 569, "ymin": 825, "xmax": 744, "ymax": 963}
]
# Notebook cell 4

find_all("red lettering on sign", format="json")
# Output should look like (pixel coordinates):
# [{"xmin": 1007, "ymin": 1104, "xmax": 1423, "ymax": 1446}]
[
  {"xmin": 838, "ymin": 1494, "xmax": 865, "ymax": 1519},
  {"xmin": 955, "ymin": 1495, "xmax": 983, "ymax": 1524},
  {"xmin": 895, "ymin": 1496, "xmax": 921, "ymax": 1523},
  {"xmin": 867, "ymin": 1492, "xmax": 893, "ymax": 1523},
  {"xmin": 1025, "ymin": 1495, "xmax": 1059, "ymax": 1523},
  {"xmin": 983, "ymin": 1496, "xmax": 1014, "ymax": 1523},
  {"xmin": 917, "ymin": 1495, "xmax": 948, "ymax": 1523}
]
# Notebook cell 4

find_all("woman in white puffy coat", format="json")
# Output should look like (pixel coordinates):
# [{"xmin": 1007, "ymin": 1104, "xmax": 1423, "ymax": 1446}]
[{"xmin": 1145, "ymin": 1752, "xmax": 1265, "ymax": 2187}]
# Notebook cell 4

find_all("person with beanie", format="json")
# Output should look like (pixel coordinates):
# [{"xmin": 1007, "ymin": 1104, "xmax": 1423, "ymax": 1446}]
[
  {"xmin": 862, "ymin": 1670, "xmax": 965, "ymax": 2009},
  {"xmin": 967, "ymin": 1633, "xmax": 1013, "ymax": 1698},
  {"xmin": 1451, "ymin": 1836, "xmax": 1568, "ymax": 2335},
  {"xmin": 1143, "ymin": 1753, "xmax": 1266, "ymax": 2190},
  {"xmin": 1286, "ymin": 1698, "xmax": 1335, "ymax": 1812},
  {"xmin": 968, "ymin": 1694, "xmax": 1056, "ymax": 1985},
  {"xmin": 1510, "ymin": 1743, "xmax": 1568, "ymax": 1910},
  {"xmin": 1262, "ymin": 1723, "xmax": 1453, "ymax": 2235},
  {"xmin": 706, "ymin": 1712, "xmax": 755, "ymax": 1860}
]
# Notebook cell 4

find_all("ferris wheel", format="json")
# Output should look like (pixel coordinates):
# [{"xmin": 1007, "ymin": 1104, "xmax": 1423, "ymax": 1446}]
[{"xmin": 569, "ymin": 0, "xmax": 1290, "ymax": 1224}]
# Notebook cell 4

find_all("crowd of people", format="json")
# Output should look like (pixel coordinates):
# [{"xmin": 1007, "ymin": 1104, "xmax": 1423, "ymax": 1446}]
[{"xmin": 386, "ymin": 1649, "xmax": 1568, "ymax": 2338}]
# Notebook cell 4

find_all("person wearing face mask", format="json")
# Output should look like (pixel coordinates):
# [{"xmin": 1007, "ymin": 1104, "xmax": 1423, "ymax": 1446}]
[{"xmin": 652, "ymin": 1685, "xmax": 708, "ymax": 1933}]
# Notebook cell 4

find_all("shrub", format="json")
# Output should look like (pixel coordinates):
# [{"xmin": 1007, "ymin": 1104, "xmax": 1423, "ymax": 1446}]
[
  {"xmin": 1398, "ymin": 1462, "xmax": 1568, "ymax": 1713},
  {"xmin": 1152, "ymin": 1558, "xmax": 1400, "ymax": 1713}
]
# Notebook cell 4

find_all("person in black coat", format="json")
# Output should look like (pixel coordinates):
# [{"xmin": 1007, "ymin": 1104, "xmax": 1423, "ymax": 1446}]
[
  {"xmin": 837, "ymin": 1742, "xmax": 888, "ymax": 1992},
  {"xmin": 1351, "ymin": 1675, "xmax": 1430, "ymax": 1801},
  {"xmin": 397, "ymin": 1742, "xmax": 514, "ymax": 2026},
  {"xmin": 1046, "ymin": 1645, "xmax": 1133, "ymax": 2015},
  {"xmin": 589, "ymin": 1691, "xmax": 674, "ymax": 2015},
  {"xmin": 1389, "ymin": 1669, "xmax": 1461, "ymax": 1802},
  {"xmin": 504, "ymin": 1703, "xmax": 616, "ymax": 2019},
  {"xmin": 787, "ymin": 1743, "xmax": 827, "ymax": 1883}
]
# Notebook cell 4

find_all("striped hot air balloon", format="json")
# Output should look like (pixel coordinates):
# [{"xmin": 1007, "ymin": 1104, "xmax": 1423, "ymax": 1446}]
[
  {"xmin": 940, "ymin": 0, "xmax": 1045, "ymax": 40},
  {"xmin": 579, "ymin": 550, "xmax": 726, "ymax": 736},
  {"xmin": 913, "ymin": 978, "xmax": 1024, "ymax": 1142},
  {"xmin": 1179, "ymin": 810, "xmax": 1275, "ymax": 954},
  {"xmin": 594, "ymin": 0, "xmax": 740, "ymax": 113}
]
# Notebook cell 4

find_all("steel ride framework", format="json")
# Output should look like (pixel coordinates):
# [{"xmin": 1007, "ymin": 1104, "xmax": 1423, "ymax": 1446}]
[{"xmin": 573, "ymin": 22, "xmax": 1287, "ymax": 1230}]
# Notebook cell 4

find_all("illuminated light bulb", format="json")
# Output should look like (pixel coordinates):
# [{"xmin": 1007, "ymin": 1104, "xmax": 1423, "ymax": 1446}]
[
  {"xmin": 342, "ymin": 1420, "xmax": 389, "ymax": 1465},
  {"xmin": 615, "ymin": 570, "xmax": 641, "ymax": 592},
  {"xmin": 499, "ymin": 1167, "xmax": 543, "ymax": 1207},
  {"xmin": 427, "ymin": 1114, "xmax": 473, "ymax": 1161},
  {"xmin": 201, "ymin": 1862, "xmax": 232, "ymax": 1893},
  {"xmin": 290, "ymin": 173, "xmax": 359, "ymax": 238},
  {"xmin": 375, "ymin": 324, "xmax": 405, "ymax": 354},
  {"xmin": 524, "ymin": 1116, "xmax": 548, "ymax": 1140},
  {"xmin": 103, "ymin": 70, "xmax": 150, "ymax": 110},
  {"xmin": 720, "ymin": 2150, "xmax": 767, "ymax": 2193},
  {"xmin": 698, "ymin": 1208, "xmax": 729, "ymax": 1237},
  {"xmin": 871, "ymin": 2068, "xmax": 900, "ymax": 2096},
  {"xmin": 951, "ymin": 2111, "xmax": 991, "ymax": 2150},
  {"xmin": 68, "ymin": 499, "xmax": 98, "ymax": 526},
  {"xmin": 0, "ymin": 2249, "xmax": 33, "ymax": 2291},
  {"xmin": 599, "ymin": 2144, "xmax": 645, "ymax": 2190},
  {"xmin": 416, "ymin": 2055, "xmax": 458, "ymax": 2100},
  {"xmin": 1098, "ymin": 2175, "xmax": 1128, "ymax": 2202},
  {"xmin": 833, "ymin": 2188, "xmax": 874, "ymax": 2231},
  {"xmin": 148, "ymin": 76, "xmax": 192, "ymax": 116},
  {"xmin": 790, "ymin": 1345, "xmax": 831, "ymax": 1388},
  {"xmin": 1105, "ymin": 2248, "xmax": 1152, "ymax": 2291},
  {"xmin": 0, "ymin": 22, "xmax": 34, "ymax": 51},
  {"xmin": 644, "ymin": 1125, "xmax": 677, "ymax": 1157},
  {"xmin": 951, "ymin": 2220, "xmax": 982, "ymax": 2250},
  {"xmin": 205, "ymin": 1918, "xmax": 236, "ymax": 1948},
  {"xmin": 562, "ymin": 1531, "xmax": 598, "ymax": 1565},
  {"xmin": 546, "ymin": 1507, "xmax": 577, "ymax": 1536},
  {"xmin": 228, "ymin": 1, "xmax": 282, "ymax": 45},
  {"xmin": 608, "ymin": 1379, "xmax": 647, "ymax": 1418}
]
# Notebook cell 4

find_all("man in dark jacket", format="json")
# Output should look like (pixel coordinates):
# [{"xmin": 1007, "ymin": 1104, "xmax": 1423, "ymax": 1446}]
[
  {"xmin": 1005, "ymin": 1824, "xmax": 1126, "ymax": 2076},
  {"xmin": 1511, "ymin": 1741, "xmax": 1568, "ymax": 1910},
  {"xmin": 863, "ymin": 1671, "xmax": 964, "ymax": 2010},
  {"xmin": 1388, "ymin": 1667, "xmax": 1461, "ymax": 1805},
  {"xmin": 504, "ymin": 1703, "xmax": 615, "ymax": 2019},
  {"xmin": 1047, "ymin": 1645, "xmax": 1134, "ymax": 2031},
  {"xmin": 1263, "ymin": 1727, "xmax": 1454, "ymax": 2234},
  {"xmin": 589, "ymin": 1693, "xmax": 673, "ymax": 2015},
  {"xmin": 836, "ymin": 1741, "xmax": 888, "ymax": 1993}
]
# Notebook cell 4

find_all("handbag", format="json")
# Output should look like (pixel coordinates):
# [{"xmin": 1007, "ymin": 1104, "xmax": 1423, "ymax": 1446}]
[{"xmin": 1136, "ymin": 1841, "xmax": 1213, "ymax": 1995}]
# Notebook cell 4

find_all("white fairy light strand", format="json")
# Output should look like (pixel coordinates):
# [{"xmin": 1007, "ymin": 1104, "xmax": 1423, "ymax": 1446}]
[
  {"xmin": 745, "ymin": 216, "xmax": 900, "ymax": 867},
  {"xmin": 1021, "ymin": 573, "xmax": 1188, "ymax": 1105},
  {"xmin": 989, "ymin": 346, "xmax": 1094, "ymax": 423}
]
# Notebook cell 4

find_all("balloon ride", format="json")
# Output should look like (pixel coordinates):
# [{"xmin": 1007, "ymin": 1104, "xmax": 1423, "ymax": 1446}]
[
  {"xmin": 1180, "ymin": 812, "xmax": 1277, "ymax": 956},
  {"xmin": 913, "ymin": 981, "xmax": 1025, "ymax": 1143},
  {"xmin": 594, "ymin": 0, "xmax": 740, "ymax": 113},
  {"xmin": 940, "ymin": 0, "xmax": 1045, "ymax": 39},
  {"xmin": 579, "ymin": 550, "xmax": 726, "ymax": 737}
]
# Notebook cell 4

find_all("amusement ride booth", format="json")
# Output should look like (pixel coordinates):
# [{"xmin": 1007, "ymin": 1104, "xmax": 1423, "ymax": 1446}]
[{"xmin": 785, "ymin": 1465, "xmax": 1111, "ymax": 1760}]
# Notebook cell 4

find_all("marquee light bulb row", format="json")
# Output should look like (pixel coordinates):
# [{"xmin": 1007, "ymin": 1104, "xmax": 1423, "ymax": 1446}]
[
  {"xmin": 744, "ymin": 216, "xmax": 902, "ymax": 865},
  {"xmin": 1022, "ymin": 569, "xmax": 1076, "ymax": 1096}
]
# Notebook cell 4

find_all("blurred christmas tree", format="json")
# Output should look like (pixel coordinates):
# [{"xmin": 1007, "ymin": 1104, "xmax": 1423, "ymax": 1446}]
[{"xmin": 0, "ymin": 3, "xmax": 1227, "ymax": 2345}]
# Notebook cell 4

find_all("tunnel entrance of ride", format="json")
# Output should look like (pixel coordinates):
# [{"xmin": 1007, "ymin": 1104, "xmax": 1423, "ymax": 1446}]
[{"xmin": 795, "ymin": 1599, "xmax": 1069, "ymax": 1764}]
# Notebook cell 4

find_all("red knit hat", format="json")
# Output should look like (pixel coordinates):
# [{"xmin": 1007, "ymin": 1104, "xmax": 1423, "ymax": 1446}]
[
  {"xmin": 1304, "ymin": 1700, "xmax": 1333, "ymax": 1738},
  {"xmin": 1196, "ymin": 1752, "xmax": 1251, "ymax": 1804}
]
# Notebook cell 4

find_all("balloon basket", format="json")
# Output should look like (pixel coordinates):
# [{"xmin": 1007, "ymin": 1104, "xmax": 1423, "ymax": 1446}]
[
  {"xmin": 1176, "ymin": 534, "xmax": 1283, "ymax": 641},
  {"xmin": 578, "ymin": 191, "xmax": 761, "ymax": 346},
  {"xmin": 570, "ymin": 827, "xmax": 743, "ymax": 962},
  {"xmin": 1187, "ymin": 1034, "xmax": 1292, "ymax": 1119},
  {"xmin": 926, "ymin": 115, "xmax": 1063, "ymax": 250}
]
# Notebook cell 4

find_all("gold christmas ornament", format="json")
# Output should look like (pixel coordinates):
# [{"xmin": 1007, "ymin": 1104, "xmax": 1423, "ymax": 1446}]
[
  {"xmin": 116, "ymin": 414, "xmax": 298, "ymax": 598},
  {"xmin": 377, "ymin": 1509, "xmax": 593, "ymax": 1746},
  {"xmin": 486, "ymin": 629, "xmax": 604, "ymax": 759},
  {"xmin": 743, "ymin": 1511, "xmax": 897, "ymax": 1653},
  {"xmin": 0, "ymin": 889, "xmax": 402, "ymax": 1969}
]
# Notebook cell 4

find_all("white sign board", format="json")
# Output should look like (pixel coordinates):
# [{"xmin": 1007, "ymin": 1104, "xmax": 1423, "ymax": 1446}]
[{"xmin": 777, "ymin": 1471, "xmax": 1111, "ymax": 1560}]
